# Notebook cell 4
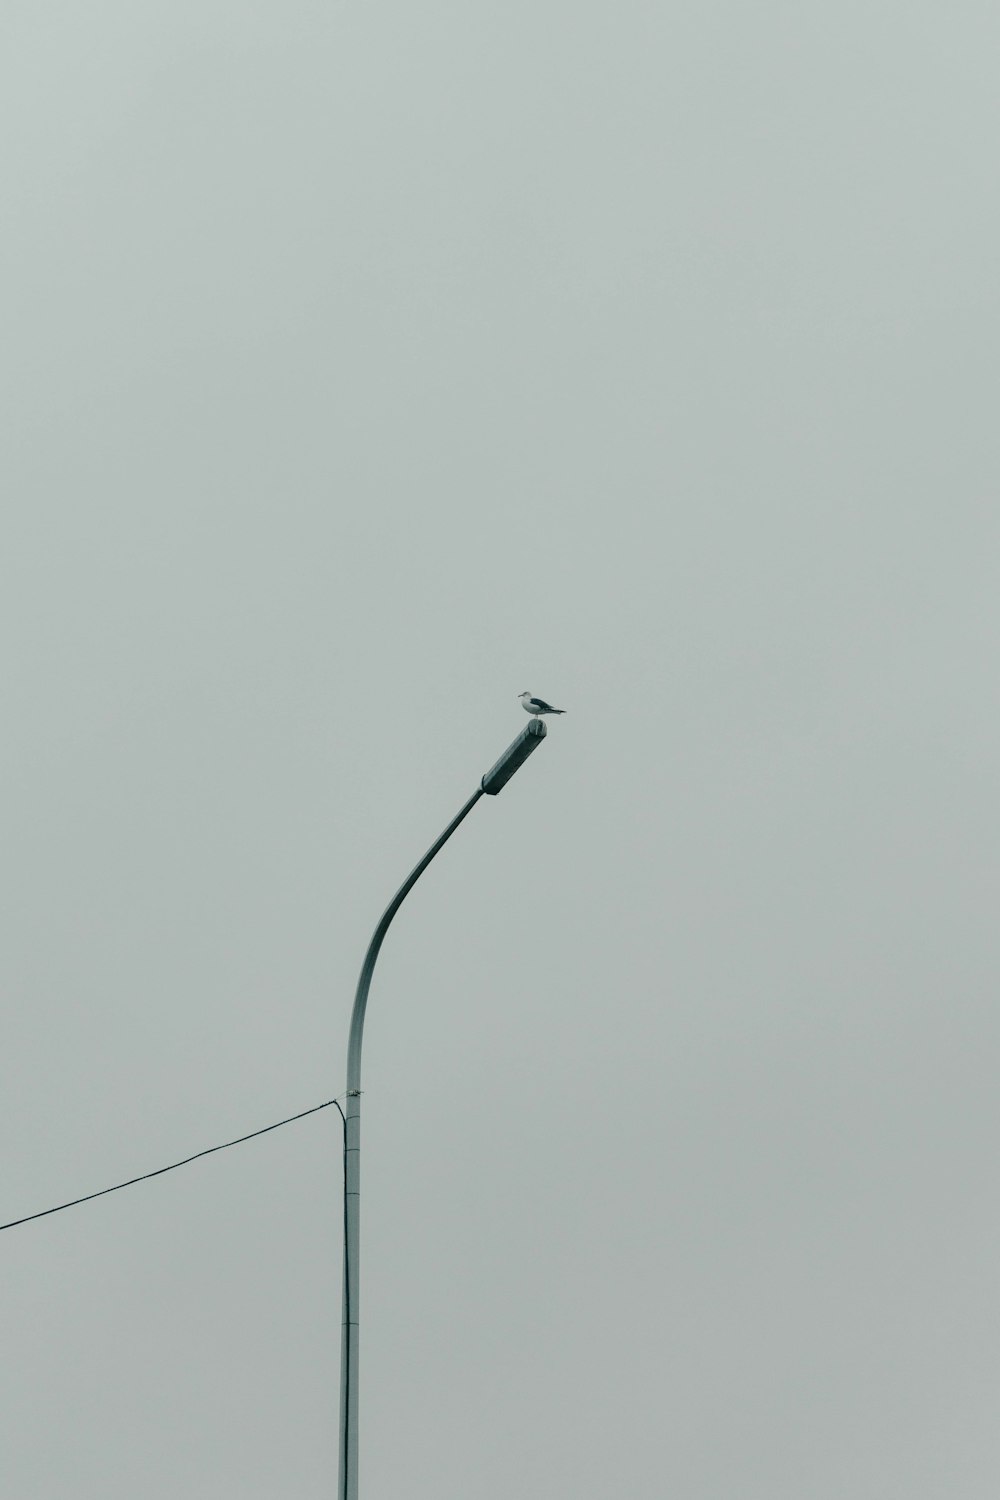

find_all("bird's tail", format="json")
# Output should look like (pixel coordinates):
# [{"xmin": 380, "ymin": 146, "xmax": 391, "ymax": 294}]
[{"xmin": 551, "ymin": 708, "xmax": 566, "ymax": 714}]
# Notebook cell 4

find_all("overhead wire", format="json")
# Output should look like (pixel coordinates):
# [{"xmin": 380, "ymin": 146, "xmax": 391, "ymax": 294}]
[{"xmin": 1, "ymin": 1097, "xmax": 346, "ymax": 1233}]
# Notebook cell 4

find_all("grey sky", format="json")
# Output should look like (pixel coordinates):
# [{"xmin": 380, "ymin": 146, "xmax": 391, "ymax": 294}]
[{"xmin": 3, "ymin": 2, "xmax": 999, "ymax": 1495}]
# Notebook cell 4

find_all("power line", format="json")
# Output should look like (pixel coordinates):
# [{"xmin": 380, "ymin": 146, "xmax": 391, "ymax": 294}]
[{"xmin": 1, "ymin": 1098, "xmax": 346, "ymax": 1233}]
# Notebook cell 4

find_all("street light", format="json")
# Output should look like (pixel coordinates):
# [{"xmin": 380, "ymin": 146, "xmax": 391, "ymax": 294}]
[{"xmin": 338, "ymin": 717, "xmax": 549, "ymax": 1500}]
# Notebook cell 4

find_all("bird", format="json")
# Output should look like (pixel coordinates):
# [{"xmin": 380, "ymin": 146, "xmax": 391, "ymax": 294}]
[{"xmin": 518, "ymin": 691, "xmax": 566, "ymax": 717}]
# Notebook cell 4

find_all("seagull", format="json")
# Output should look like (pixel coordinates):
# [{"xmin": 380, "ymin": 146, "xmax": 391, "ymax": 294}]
[{"xmin": 518, "ymin": 691, "xmax": 566, "ymax": 718}]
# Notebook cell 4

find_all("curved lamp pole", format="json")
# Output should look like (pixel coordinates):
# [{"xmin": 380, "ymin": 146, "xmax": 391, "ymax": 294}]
[{"xmin": 338, "ymin": 718, "xmax": 549, "ymax": 1500}]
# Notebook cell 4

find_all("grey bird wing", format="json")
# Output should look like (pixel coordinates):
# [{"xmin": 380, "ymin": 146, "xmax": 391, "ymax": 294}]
[{"xmin": 529, "ymin": 697, "xmax": 563, "ymax": 712}]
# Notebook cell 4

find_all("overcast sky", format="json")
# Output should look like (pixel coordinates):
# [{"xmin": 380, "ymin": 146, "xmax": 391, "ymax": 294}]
[{"xmin": 3, "ymin": 2, "xmax": 999, "ymax": 1496}]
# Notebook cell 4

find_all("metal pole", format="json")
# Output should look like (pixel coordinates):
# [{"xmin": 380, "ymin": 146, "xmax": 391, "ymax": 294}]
[{"xmin": 337, "ymin": 719, "xmax": 547, "ymax": 1500}]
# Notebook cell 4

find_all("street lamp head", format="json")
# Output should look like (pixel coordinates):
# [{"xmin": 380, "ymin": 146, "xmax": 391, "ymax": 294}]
[{"xmin": 481, "ymin": 718, "xmax": 547, "ymax": 795}]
